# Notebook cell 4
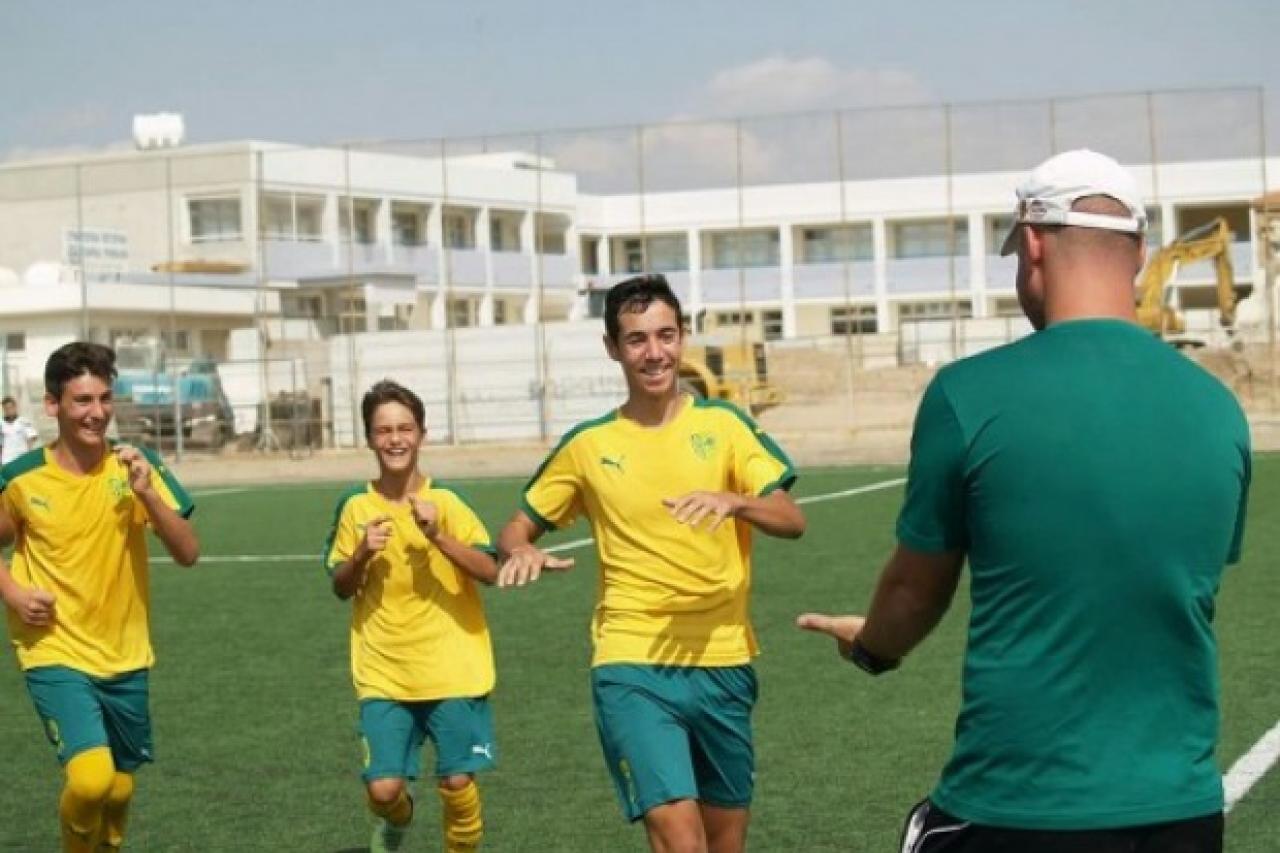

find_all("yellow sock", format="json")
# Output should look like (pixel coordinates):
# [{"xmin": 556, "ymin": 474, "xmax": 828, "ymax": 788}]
[
  {"xmin": 439, "ymin": 779, "xmax": 483, "ymax": 852},
  {"xmin": 367, "ymin": 787, "xmax": 413, "ymax": 827},
  {"xmin": 96, "ymin": 772, "xmax": 134, "ymax": 851},
  {"xmin": 59, "ymin": 748, "xmax": 116, "ymax": 853}
]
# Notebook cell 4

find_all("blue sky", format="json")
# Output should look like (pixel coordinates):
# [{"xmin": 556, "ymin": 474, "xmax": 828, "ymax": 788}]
[{"xmin": 2, "ymin": 0, "xmax": 1278, "ymax": 159}]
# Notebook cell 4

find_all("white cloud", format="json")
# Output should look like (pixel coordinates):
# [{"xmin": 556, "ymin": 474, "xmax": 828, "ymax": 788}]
[{"xmin": 701, "ymin": 56, "xmax": 934, "ymax": 116}]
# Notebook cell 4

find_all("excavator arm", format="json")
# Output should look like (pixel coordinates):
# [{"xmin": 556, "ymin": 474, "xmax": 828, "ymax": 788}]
[{"xmin": 1135, "ymin": 217, "xmax": 1236, "ymax": 341}]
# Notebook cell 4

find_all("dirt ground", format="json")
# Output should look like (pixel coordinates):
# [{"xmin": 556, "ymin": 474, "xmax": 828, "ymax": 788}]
[{"xmin": 172, "ymin": 342, "xmax": 1280, "ymax": 487}]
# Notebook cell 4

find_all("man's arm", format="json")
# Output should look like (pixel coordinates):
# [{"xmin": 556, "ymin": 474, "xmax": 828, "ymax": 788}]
[
  {"xmin": 136, "ymin": 490, "xmax": 199, "ymax": 567},
  {"xmin": 117, "ymin": 446, "xmax": 199, "ymax": 567},
  {"xmin": 331, "ymin": 514, "xmax": 390, "ymax": 600},
  {"xmin": 495, "ymin": 510, "xmax": 575, "ymax": 588},
  {"xmin": 797, "ymin": 544, "xmax": 964, "ymax": 664},
  {"xmin": 663, "ymin": 489, "xmax": 806, "ymax": 539},
  {"xmin": 410, "ymin": 497, "xmax": 497, "ymax": 585},
  {"xmin": 0, "ymin": 559, "xmax": 55, "ymax": 626},
  {"xmin": 0, "ymin": 504, "xmax": 16, "ymax": 548}
]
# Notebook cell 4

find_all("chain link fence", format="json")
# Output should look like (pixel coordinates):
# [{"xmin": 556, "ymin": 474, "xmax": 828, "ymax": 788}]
[{"xmin": 0, "ymin": 87, "xmax": 1276, "ymax": 460}]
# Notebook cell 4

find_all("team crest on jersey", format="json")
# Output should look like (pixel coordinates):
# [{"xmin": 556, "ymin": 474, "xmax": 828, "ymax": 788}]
[
  {"xmin": 108, "ymin": 477, "xmax": 130, "ymax": 500},
  {"xmin": 690, "ymin": 432, "xmax": 716, "ymax": 460}
]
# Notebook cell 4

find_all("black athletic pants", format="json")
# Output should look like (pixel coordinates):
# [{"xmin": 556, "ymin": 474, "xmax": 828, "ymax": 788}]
[{"xmin": 899, "ymin": 800, "xmax": 1224, "ymax": 853}]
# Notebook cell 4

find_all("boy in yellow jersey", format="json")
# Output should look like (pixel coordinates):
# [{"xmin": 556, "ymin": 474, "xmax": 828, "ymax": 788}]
[
  {"xmin": 0, "ymin": 341, "xmax": 198, "ymax": 853},
  {"xmin": 497, "ymin": 275, "xmax": 806, "ymax": 853},
  {"xmin": 324, "ymin": 380, "xmax": 499, "ymax": 853}
]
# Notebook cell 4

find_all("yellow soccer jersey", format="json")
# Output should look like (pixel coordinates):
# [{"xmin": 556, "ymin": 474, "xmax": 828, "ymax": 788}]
[
  {"xmin": 523, "ymin": 397, "xmax": 796, "ymax": 668},
  {"xmin": 1, "ymin": 445, "xmax": 194, "ymax": 677},
  {"xmin": 323, "ymin": 480, "xmax": 497, "ymax": 702}
]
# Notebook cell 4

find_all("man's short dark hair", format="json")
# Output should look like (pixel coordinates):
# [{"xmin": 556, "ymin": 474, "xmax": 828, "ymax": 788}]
[
  {"xmin": 1, "ymin": 396, "xmax": 15, "ymax": 406},
  {"xmin": 604, "ymin": 274, "xmax": 685, "ymax": 342},
  {"xmin": 45, "ymin": 342, "xmax": 117, "ymax": 399},
  {"xmin": 361, "ymin": 380, "xmax": 426, "ymax": 440}
]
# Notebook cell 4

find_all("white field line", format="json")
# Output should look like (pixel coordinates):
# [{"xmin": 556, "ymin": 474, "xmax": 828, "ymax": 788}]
[
  {"xmin": 1224, "ymin": 718, "xmax": 1280, "ymax": 812},
  {"xmin": 795, "ymin": 477, "xmax": 906, "ymax": 505},
  {"xmin": 156, "ymin": 477, "xmax": 908, "ymax": 565},
  {"xmin": 191, "ymin": 487, "xmax": 253, "ymax": 498}
]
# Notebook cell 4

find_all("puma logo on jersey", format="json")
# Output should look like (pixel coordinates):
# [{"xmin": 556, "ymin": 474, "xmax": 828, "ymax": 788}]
[
  {"xmin": 29, "ymin": 495, "xmax": 51, "ymax": 511},
  {"xmin": 600, "ymin": 454, "xmax": 625, "ymax": 473},
  {"xmin": 471, "ymin": 743, "xmax": 494, "ymax": 760}
]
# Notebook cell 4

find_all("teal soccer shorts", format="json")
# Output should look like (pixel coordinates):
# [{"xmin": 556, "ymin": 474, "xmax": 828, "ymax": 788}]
[
  {"xmin": 592, "ymin": 664, "xmax": 758, "ymax": 822},
  {"xmin": 359, "ymin": 696, "xmax": 496, "ymax": 782},
  {"xmin": 24, "ymin": 666, "xmax": 153, "ymax": 771}
]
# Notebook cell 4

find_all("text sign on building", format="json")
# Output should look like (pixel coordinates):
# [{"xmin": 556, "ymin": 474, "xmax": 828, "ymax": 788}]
[{"xmin": 63, "ymin": 227, "xmax": 130, "ymax": 272}]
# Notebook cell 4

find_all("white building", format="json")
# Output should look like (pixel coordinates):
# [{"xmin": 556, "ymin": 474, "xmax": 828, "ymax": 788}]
[{"xmin": 0, "ymin": 138, "xmax": 1275, "ymax": 401}]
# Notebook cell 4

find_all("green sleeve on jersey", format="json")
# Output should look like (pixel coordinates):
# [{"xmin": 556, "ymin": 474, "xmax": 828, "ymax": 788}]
[
  {"xmin": 434, "ymin": 483, "xmax": 498, "ymax": 555},
  {"xmin": 321, "ymin": 485, "xmax": 365, "ymax": 576},
  {"xmin": 139, "ymin": 446, "xmax": 196, "ymax": 518},
  {"xmin": 896, "ymin": 376, "xmax": 968, "ymax": 553},
  {"xmin": 519, "ymin": 495, "xmax": 557, "ymax": 532},
  {"xmin": 0, "ymin": 446, "xmax": 47, "ymax": 494}
]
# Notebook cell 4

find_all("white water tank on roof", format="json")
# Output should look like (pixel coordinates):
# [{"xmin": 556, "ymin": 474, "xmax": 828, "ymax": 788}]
[{"xmin": 133, "ymin": 113, "xmax": 185, "ymax": 150}]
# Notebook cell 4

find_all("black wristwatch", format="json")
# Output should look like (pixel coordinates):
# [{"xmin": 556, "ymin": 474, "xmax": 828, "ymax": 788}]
[{"xmin": 844, "ymin": 637, "xmax": 900, "ymax": 675}]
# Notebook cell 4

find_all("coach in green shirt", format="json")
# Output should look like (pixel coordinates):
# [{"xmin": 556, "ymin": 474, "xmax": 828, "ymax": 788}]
[{"xmin": 800, "ymin": 149, "xmax": 1251, "ymax": 853}]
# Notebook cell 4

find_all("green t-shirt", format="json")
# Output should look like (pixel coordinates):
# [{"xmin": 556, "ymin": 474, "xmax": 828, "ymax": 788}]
[{"xmin": 898, "ymin": 318, "xmax": 1251, "ymax": 830}]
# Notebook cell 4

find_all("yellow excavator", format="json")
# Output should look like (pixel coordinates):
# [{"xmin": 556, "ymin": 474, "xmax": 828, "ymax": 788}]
[
  {"xmin": 583, "ymin": 283, "xmax": 783, "ymax": 414},
  {"xmin": 1135, "ymin": 217, "xmax": 1238, "ymax": 343}
]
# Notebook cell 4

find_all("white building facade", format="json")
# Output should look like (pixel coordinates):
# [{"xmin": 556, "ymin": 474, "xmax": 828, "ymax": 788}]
[{"xmin": 0, "ymin": 139, "xmax": 1275, "ymax": 401}]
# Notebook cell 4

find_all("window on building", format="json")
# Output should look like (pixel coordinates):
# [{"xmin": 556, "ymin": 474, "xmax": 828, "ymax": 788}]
[
  {"xmin": 449, "ymin": 298, "xmax": 474, "ymax": 328},
  {"xmin": 707, "ymin": 229, "xmax": 781, "ymax": 269},
  {"xmin": 830, "ymin": 305, "xmax": 878, "ymax": 335},
  {"xmin": 985, "ymin": 214, "xmax": 1016, "ymax": 255},
  {"xmin": 892, "ymin": 219, "xmax": 969, "ymax": 258},
  {"xmin": 992, "ymin": 298, "xmax": 1023, "ymax": 317},
  {"xmin": 443, "ymin": 208, "xmax": 476, "ymax": 249},
  {"xmin": 391, "ymin": 203, "xmax": 428, "ymax": 246},
  {"xmin": 1176, "ymin": 204, "xmax": 1249, "ymax": 244},
  {"xmin": 536, "ymin": 213, "xmax": 569, "ymax": 255},
  {"xmin": 613, "ymin": 234, "xmax": 688, "ymax": 274},
  {"xmin": 898, "ymin": 300, "xmax": 973, "ymax": 321},
  {"xmin": 189, "ymin": 197, "xmax": 241, "ymax": 242},
  {"xmin": 282, "ymin": 294, "xmax": 324, "ymax": 319},
  {"xmin": 493, "ymin": 299, "xmax": 508, "ymax": 325},
  {"xmin": 109, "ymin": 328, "xmax": 149, "ymax": 347},
  {"xmin": 714, "ymin": 311, "xmax": 755, "ymax": 326},
  {"xmin": 262, "ymin": 195, "xmax": 293, "ymax": 240},
  {"xmin": 580, "ymin": 236, "xmax": 600, "ymax": 274},
  {"xmin": 160, "ymin": 329, "xmax": 191, "ymax": 353},
  {"xmin": 296, "ymin": 197, "xmax": 324, "ymax": 241},
  {"xmin": 801, "ymin": 224, "xmax": 873, "ymax": 263},
  {"xmin": 761, "ymin": 310, "xmax": 784, "ymax": 341},
  {"xmin": 489, "ymin": 211, "xmax": 523, "ymax": 252},
  {"xmin": 339, "ymin": 199, "xmax": 378, "ymax": 245},
  {"xmin": 2, "ymin": 332, "xmax": 25, "ymax": 352},
  {"xmin": 264, "ymin": 193, "xmax": 325, "ymax": 241}
]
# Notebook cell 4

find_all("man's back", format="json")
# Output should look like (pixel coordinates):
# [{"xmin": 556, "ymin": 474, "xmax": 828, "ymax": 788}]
[{"xmin": 901, "ymin": 318, "xmax": 1251, "ymax": 830}]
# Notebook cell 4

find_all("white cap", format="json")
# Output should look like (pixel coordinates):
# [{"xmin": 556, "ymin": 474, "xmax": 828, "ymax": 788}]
[{"xmin": 999, "ymin": 149, "xmax": 1147, "ymax": 256}]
